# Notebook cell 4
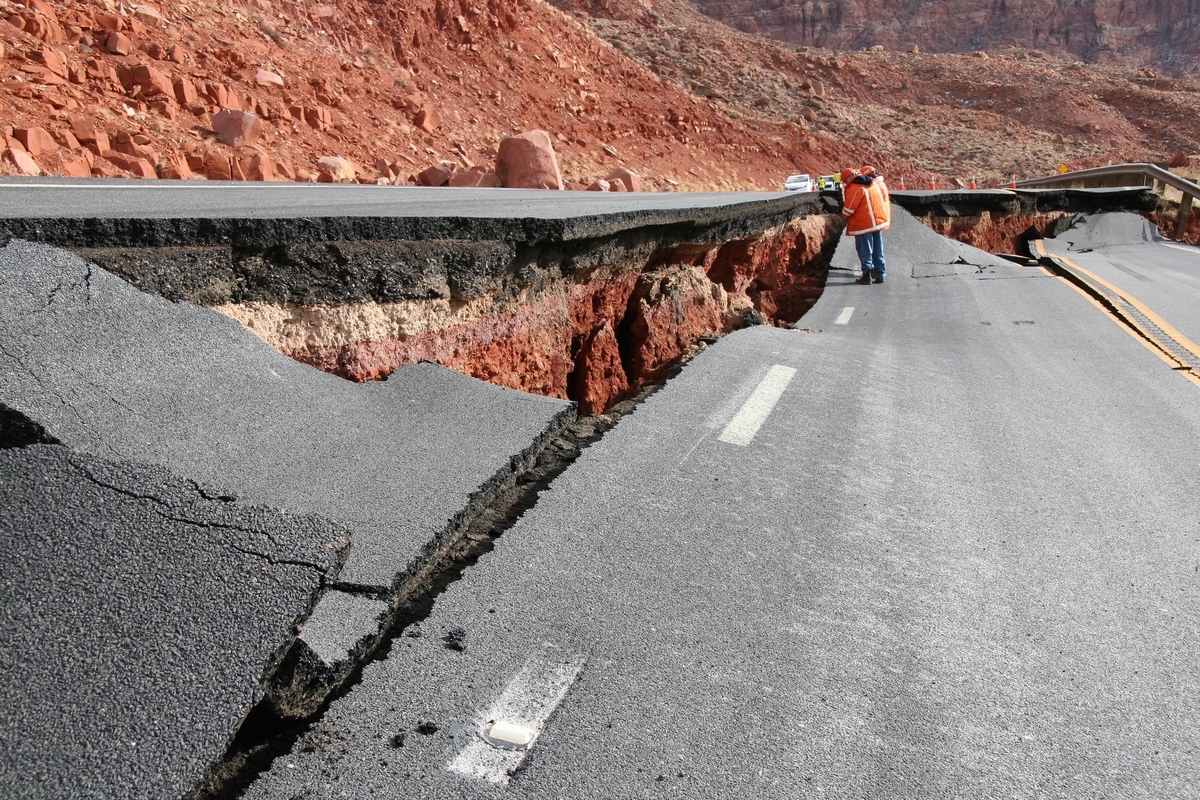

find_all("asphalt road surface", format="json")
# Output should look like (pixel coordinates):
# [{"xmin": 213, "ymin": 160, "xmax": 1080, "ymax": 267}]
[
  {"xmin": 0, "ymin": 178, "xmax": 797, "ymax": 220},
  {"xmin": 245, "ymin": 213, "xmax": 1200, "ymax": 799},
  {"xmin": 0, "ymin": 239, "xmax": 572, "ymax": 592}
]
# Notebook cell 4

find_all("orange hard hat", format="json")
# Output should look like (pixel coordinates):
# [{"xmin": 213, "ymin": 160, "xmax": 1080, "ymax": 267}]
[
  {"xmin": 839, "ymin": 168, "xmax": 857, "ymax": 182},
  {"xmin": 859, "ymin": 165, "xmax": 875, "ymax": 175}
]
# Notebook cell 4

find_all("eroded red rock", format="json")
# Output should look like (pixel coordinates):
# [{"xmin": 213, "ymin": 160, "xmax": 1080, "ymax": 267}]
[{"xmin": 570, "ymin": 320, "xmax": 629, "ymax": 415}]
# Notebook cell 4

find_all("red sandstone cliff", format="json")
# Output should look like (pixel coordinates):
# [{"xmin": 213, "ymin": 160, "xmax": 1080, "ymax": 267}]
[{"xmin": 686, "ymin": 0, "xmax": 1200, "ymax": 77}]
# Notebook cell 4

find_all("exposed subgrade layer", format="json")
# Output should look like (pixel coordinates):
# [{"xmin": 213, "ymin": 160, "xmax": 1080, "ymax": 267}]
[{"xmin": 0, "ymin": 188, "xmax": 842, "ymax": 416}]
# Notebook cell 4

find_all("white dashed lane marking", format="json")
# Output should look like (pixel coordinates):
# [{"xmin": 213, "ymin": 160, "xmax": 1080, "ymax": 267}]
[
  {"xmin": 447, "ymin": 654, "xmax": 586, "ymax": 785},
  {"xmin": 717, "ymin": 365, "xmax": 797, "ymax": 447},
  {"xmin": 835, "ymin": 306, "xmax": 855, "ymax": 325}
]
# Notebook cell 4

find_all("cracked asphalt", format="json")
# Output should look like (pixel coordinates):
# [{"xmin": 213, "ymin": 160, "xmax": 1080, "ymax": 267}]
[
  {"xmin": 244, "ymin": 213, "xmax": 1200, "ymax": 799},
  {"xmin": 0, "ymin": 239, "xmax": 573, "ymax": 798},
  {"xmin": 0, "ymin": 443, "xmax": 348, "ymax": 800}
]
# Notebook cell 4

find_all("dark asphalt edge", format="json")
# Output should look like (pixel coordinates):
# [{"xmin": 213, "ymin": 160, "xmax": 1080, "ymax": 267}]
[
  {"xmin": 0, "ymin": 193, "xmax": 830, "ymax": 249},
  {"xmin": 891, "ymin": 187, "xmax": 1158, "ymax": 218},
  {"xmin": 1034, "ymin": 245, "xmax": 1200, "ymax": 377}
]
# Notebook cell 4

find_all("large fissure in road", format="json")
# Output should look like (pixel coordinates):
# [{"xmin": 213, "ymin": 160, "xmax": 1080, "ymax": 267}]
[{"xmin": 196, "ymin": 364, "xmax": 690, "ymax": 800}]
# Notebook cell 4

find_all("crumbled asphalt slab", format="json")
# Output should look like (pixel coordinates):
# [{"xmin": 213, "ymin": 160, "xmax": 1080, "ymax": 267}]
[
  {"xmin": 0, "ymin": 236, "xmax": 575, "ymax": 742},
  {"xmin": 0, "ymin": 238, "xmax": 574, "ymax": 594},
  {"xmin": 0, "ymin": 441, "xmax": 349, "ymax": 800},
  {"xmin": 827, "ymin": 206, "xmax": 1025, "ymax": 280},
  {"xmin": 1042, "ymin": 211, "xmax": 1162, "ymax": 252}
]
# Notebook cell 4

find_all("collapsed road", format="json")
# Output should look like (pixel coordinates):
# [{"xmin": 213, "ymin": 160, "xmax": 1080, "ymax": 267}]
[
  {"xmin": 243, "ymin": 207, "xmax": 1200, "ymax": 800},
  {"xmin": 0, "ymin": 181, "xmax": 1191, "ymax": 799}
]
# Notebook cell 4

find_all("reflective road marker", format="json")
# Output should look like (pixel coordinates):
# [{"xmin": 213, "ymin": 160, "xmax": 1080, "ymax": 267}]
[
  {"xmin": 718, "ymin": 365, "xmax": 797, "ymax": 447},
  {"xmin": 447, "ymin": 654, "xmax": 586, "ymax": 785},
  {"xmin": 835, "ymin": 306, "xmax": 855, "ymax": 325}
]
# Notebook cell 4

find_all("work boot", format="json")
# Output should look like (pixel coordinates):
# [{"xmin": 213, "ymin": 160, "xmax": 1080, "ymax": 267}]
[
  {"xmin": 855, "ymin": 274, "xmax": 872, "ymax": 285},
  {"xmin": 872, "ymin": 275, "xmax": 885, "ymax": 284}
]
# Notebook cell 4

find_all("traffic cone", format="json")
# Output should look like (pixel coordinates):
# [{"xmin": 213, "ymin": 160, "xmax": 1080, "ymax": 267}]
[
  {"xmin": 898, "ymin": 177, "xmax": 906, "ymax": 190},
  {"xmin": 928, "ymin": 177, "xmax": 936, "ymax": 190},
  {"xmin": 969, "ymin": 176, "xmax": 977, "ymax": 190},
  {"xmin": 1009, "ymin": 173, "xmax": 1017, "ymax": 189}
]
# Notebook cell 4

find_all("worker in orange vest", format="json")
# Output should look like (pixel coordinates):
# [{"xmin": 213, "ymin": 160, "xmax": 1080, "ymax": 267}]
[{"xmin": 841, "ymin": 166, "xmax": 891, "ymax": 284}]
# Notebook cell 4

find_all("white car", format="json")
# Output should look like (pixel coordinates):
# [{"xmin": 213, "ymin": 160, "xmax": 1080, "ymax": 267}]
[{"xmin": 783, "ymin": 173, "xmax": 814, "ymax": 192}]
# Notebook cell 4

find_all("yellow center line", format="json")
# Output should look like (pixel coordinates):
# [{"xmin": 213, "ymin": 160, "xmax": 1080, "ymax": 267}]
[
  {"xmin": 1033, "ymin": 239, "xmax": 1200, "ymax": 387},
  {"xmin": 1053, "ymin": 252, "xmax": 1200, "ymax": 362}
]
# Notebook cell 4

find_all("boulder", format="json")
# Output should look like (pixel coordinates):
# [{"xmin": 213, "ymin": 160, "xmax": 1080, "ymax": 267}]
[
  {"xmin": 61, "ymin": 156, "xmax": 92, "ymax": 177},
  {"xmin": 247, "ymin": 154, "xmax": 274, "ymax": 181},
  {"xmin": 417, "ymin": 163, "xmax": 453, "ymax": 186},
  {"xmin": 133, "ymin": 4, "xmax": 166, "ymax": 29},
  {"xmin": 130, "ymin": 159, "xmax": 157, "ymax": 179},
  {"xmin": 14, "ymin": 127, "xmax": 57, "ymax": 156},
  {"xmin": 204, "ymin": 153, "xmax": 232, "ymax": 181},
  {"xmin": 448, "ymin": 168, "xmax": 499, "ymax": 187},
  {"xmin": 304, "ymin": 107, "xmax": 332, "ymax": 131},
  {"xmin": 105, "ymin": 31, "xmax": 131, "ymax": 55},
  {"xmin": 316, "ymin": 156, "xmax": 356, "ymax": 182},
  {"xmin": 255, "ymin": 69, "xmax": 284, "ymax": 88},
  {"xmin": 415, "ymin": 106, "xmax": 440, "ymax": 133},
  {"xmin": 586, "ymin": 179, "xmax": 610, "ymax": 191},
  {"xmin": 211, "ymin": 110, "xmax": 261, "ymax": 147},
  {"xmin": 495, "ymin": 130, "xmax": 563, "ymax": 190},
  {"xmin": 132, "ymin": 64, "xmax": 173, "ymax": 97},
  {"xmin": 6, "ymin": 148, "xmax": 41, "ymax": 176},
  {"xmin": 29, "ymin": 47, "xmax": 66, "ymax": 78},
  {"xmin": 94, "ymin": 12, "xmax": 123, "ymax": 31},
  {"xmin": 157, "ymin": 153, "xmax": 192, "ymax": 180},
  {"xmin": 604, "ymin": 167, "xmax": 640, "ymax": 192}
]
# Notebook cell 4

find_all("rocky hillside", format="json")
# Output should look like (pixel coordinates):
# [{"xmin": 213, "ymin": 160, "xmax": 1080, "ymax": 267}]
[
  {"xmin": 687, "ymin": 0, "xmax": 1200, "ymax": 78},
  {"xmin": 0, "ymin": 0, "xmax": 825, "ymax": 188},
  {"xmin": 558, "ymin": 0, "xmax": 1200, "ymax": 183},
  {"xmin": 1, "ymin": 0, "xmax": 1198, "ymax": 188}
]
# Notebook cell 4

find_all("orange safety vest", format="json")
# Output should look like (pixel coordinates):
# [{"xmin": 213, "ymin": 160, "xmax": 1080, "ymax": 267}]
[{"xmin": 842, "ymin": 174, "xmax": 891, "ymax": 236}]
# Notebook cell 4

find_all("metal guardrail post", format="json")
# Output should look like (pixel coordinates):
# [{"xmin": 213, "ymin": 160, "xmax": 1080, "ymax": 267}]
[{"xmin": 1176, "ymin": 193, "xmax": 1194, "ymax": 239}]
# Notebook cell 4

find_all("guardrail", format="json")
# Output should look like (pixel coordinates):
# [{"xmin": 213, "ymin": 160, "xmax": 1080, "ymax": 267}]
[{"xmin": 1016, "ymin": 162, "xmax": 1200, "ymax": 238}]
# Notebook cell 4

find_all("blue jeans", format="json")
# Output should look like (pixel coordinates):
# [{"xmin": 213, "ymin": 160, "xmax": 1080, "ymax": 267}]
[{"xmin": 854, "ymin": 231, "xmax": 886, "ymax": 280}]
